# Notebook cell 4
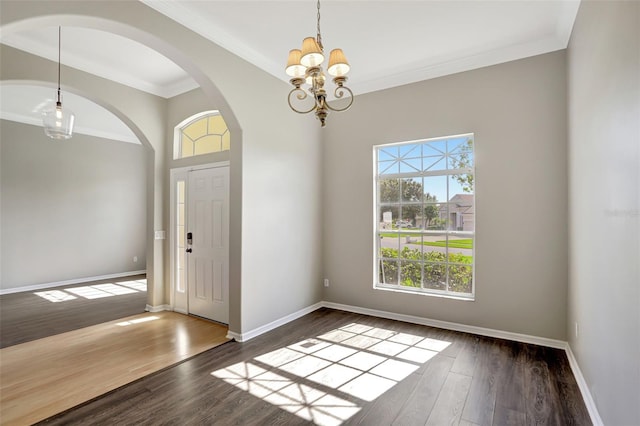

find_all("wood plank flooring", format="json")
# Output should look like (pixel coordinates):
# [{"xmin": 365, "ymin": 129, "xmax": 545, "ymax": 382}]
[
  {"xmin": 0, "ymin": 275, "xmax": 148, "ymax": 348},
  {"xmin": 0, "ymin": 311, "xmax": 230, "ymax": 425},
  {"xmin": 40, "ymin": 308, "xmax": 591, "ymax": 425}
]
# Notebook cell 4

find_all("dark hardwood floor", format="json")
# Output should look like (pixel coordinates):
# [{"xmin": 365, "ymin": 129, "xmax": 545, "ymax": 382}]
[
  {"xmin": 41, "ymin": 308, "xmax": 591, "ymax": 425},
  {"xmin": 0, "ymin": 274, "xmax": 147, "ymax": 348}
]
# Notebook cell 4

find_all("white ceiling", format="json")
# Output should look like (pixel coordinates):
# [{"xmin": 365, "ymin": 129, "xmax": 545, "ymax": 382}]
[
  {"xmin": 142, "ymin": 0, "xmax": 580, "ymax": 95},
  {"xmin": 0, "ymin": 0, "xmax": 580, "ymax": 142}
]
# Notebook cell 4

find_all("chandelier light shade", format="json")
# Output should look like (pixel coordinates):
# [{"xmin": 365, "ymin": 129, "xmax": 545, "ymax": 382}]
[
  {"xmin": 327, "ymin": 49, "xmax": 350, "ymax": 77},
  {"xmin": 286, "ymin": 49, "xmax": 306, "ymax": 78},
  {"xmin": 300, "ymin": 37, "xmax": 324, "ymax": 67},
  {"xmin": 43, "ymin": 26, "xmax": 75, "ymax": 140},
  {"xmin": 286, "ymin": 0, "xmax": 353, "ymax": 127}
]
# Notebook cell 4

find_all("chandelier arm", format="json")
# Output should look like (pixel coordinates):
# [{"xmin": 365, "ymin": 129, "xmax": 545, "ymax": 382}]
[
  {"xmin": 325, "ymin": 85, "xmax": 354, "ymax": 112},
  {"xmin": 288, "ymin": 87, "xmax": 317, "ymax": 114}
]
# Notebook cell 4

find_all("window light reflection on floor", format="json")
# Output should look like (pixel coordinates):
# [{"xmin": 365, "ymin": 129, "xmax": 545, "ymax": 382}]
[
  {"xmin": 211, "ymin": 322, "xmax": 450, "ymax": 426},
  {"xmin": 116, "ymin": 316, "xmax": 159, "ymax": 327},
  {"xmin": 117, "ymin": 279, "xmax": 147, "ymax": 292},
  {"xmin": 65, "ymin": 286, "xmax": 121, "ymax": 299},
  {"xmin": 33, "ymin": 290, "xmax": 77, "ymax": 303},
  {"xmin": 92, "ymin": 283, "xmax": 138, "ymax": 295},
  {"xmin": 33, "ymin": 280, "xmax": 147, "ymax": 303}
]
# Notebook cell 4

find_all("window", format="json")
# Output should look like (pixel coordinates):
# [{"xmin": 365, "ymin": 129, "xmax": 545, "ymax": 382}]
[
  {"xmin": 374, "ymin": 134, "xmax": 475, "ymax": 298},
  {"xmin": 174, "ymin": 111, "xmax": 230, "ymax": 159},
  {"xmin": 175, "ymin": 180, "xmax": 186, "ymax": 293}
]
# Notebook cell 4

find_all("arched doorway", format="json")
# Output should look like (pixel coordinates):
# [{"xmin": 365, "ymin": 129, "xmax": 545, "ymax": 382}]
[{"xmin": 0, "ymin": 11, "xmax": 243, "ymax": 333}]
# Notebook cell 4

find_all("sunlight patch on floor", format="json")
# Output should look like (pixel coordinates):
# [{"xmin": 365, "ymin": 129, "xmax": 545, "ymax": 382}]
[
  {"xmin": 33, "ymin": 279, "xmax": 147, "ymax": 303},
  {"xmin": 211, "ymin": 321, "xmax": 450, "ymax": 425},
  {"xmin": 33, "ymin": 290, "xmax": 77, "ymax": 303},
  {"xmin": 116, "ymin": 316, "xmax": 159, "ymax": 327},
  {"xmin": 117, "ymin": 279, "xmax": 148, "ymax": 292}
]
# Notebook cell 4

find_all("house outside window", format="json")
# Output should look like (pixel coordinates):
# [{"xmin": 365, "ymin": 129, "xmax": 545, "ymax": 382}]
[{"xmin": 374, "ymin": 134, "xmax": 475, "ymax": 299}]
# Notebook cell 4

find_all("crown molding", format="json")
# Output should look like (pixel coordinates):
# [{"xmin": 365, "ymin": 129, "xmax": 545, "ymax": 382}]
[{"xmin": 351, "ymin": 35, "xmax": 566, "ymax": 96}]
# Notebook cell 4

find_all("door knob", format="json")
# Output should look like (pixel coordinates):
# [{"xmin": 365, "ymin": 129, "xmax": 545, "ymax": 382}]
[{"xmin": 186, "ymin": 248, "xmax": 192, "ymax": 253}]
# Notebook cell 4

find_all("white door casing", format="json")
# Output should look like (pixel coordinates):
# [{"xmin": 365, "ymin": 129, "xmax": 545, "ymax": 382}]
[{"xmin": 186, "ymin": 166, "xmax": 229, "ymax": 323}]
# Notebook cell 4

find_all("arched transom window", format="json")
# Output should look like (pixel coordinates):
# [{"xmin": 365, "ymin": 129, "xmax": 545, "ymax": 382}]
[{"xmin": 174, "ymin": 110, "xmax": 230, "ymax": 159}]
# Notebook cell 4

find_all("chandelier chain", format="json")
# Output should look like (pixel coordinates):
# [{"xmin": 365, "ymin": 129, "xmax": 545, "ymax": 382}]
[{"xmin": 316, "ymin": 0, "xmax": 323, "ymax": 50}]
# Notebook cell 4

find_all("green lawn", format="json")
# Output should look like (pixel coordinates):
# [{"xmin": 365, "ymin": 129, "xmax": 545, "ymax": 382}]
[
  {"xmin": 379, "ymin": 232, "xmax": 418, "ymax": 238},
  {"xmin": 379, "ymin": 234, "xmax": 473, "ymax": 250},
  {"xmin": 420, "ymin": 239, "xmax": 473, "ymax": 249}
]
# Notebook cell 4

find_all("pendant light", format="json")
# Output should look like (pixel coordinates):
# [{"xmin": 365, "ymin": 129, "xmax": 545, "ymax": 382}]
[
  {"xmin": 42, "ymin": 26, "xmax": 75, "ymax": 140},
  {"xmin": 285, "ymin": 0, "xmax": 353, "ymax": 127}
]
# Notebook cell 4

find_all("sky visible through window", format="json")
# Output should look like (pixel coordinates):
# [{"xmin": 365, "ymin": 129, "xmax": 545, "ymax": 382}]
[{"xmin": 377, "ymin": 136, "xmax": 473, "ymax": 203}]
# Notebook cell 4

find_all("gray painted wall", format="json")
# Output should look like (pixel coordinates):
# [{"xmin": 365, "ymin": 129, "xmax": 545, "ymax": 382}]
[
  {"xmin": 322, "ymin": 51, "xmax": 568, "ymax": 340},
  {"xmin": 1, "ymin": 41, "xmax": 168, "ymax": 306},
  {"xmin": 1, "ymin": 120, "xmax": 147, "ymax": 290},
  {"xmin": 567, "ymin": 1, "xmax": 640, "ymax": 425}
]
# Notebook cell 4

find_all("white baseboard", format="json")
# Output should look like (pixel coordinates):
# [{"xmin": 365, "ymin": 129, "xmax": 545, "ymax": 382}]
[
  {"xmin": 565, "ymin": 344, "xmax": 604, "ymax": 426},
  {"xmin": 322, "ymin": 301, "xmax": 567, "ymax": 349},
  {"xmin": 227, "ymin": 302, "xmax": 323, "ymax": 342},
  {"xmin": 226, "ymin": 331, "xmax": 242, "ymax": 341},
  {"xmin": 145, "ymin": 304, "xmax": 171, "ymax": 313},
  {"xmin": 226, "ymin": 300, "xmax": 567, "ymax": 349},
  {"xmin": 0, "ymin": 270, "xmax": 147, "ymax": 295}
]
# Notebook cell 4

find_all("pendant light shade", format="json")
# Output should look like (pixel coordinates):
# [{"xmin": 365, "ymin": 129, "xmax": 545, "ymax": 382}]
[
  {"xmin": 43, "ymin": 97, "xmax": 75, "ymax": 140},
  {"xmin": 43, "ymin": 27, "xmax": 75, "ymax": 140}
]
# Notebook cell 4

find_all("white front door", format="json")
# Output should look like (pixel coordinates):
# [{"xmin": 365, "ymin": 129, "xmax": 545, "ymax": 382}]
[{"xmin": 186, "ymin": 166, "xmax": 229, "ymax": 323}]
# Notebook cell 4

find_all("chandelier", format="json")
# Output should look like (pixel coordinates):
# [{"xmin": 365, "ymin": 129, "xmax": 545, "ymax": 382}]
[
  {"xmin": 42, "ymin": 26, "xmax": 75, "ymax": 140},
  {"xmin": 285, "ymin": 0, "xmax": 353, "ymax": 127}
]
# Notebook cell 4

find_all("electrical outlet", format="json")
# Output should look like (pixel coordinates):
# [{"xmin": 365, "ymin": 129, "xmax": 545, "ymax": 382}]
[
  {"xmin": 133, "ymin": 256, "xmax": 138, "ymax": 263},
  {"xmin": 324, "ymin": 279, "xmax": 329, "ymax": 287},
  {"xmin": 575, "ymin": 322, "xmax": 579, "ymax": 338}
]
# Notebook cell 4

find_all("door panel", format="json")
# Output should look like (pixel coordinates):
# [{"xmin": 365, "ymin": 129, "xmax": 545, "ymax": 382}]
[{"xmin": 187, "ymin": 167, "xmax": 229, "ymax": 323}]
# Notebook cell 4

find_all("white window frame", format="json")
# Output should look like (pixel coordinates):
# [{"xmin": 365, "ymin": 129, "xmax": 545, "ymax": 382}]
[{"xmin": 373, "ymin": 133, "xmax": 475, "ymax": 300}]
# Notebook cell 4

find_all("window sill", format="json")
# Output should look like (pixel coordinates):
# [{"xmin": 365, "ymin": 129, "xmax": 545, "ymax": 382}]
[{"xmin": 374, "ymin": 284, "xmax": 475, "ymax": 301}]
